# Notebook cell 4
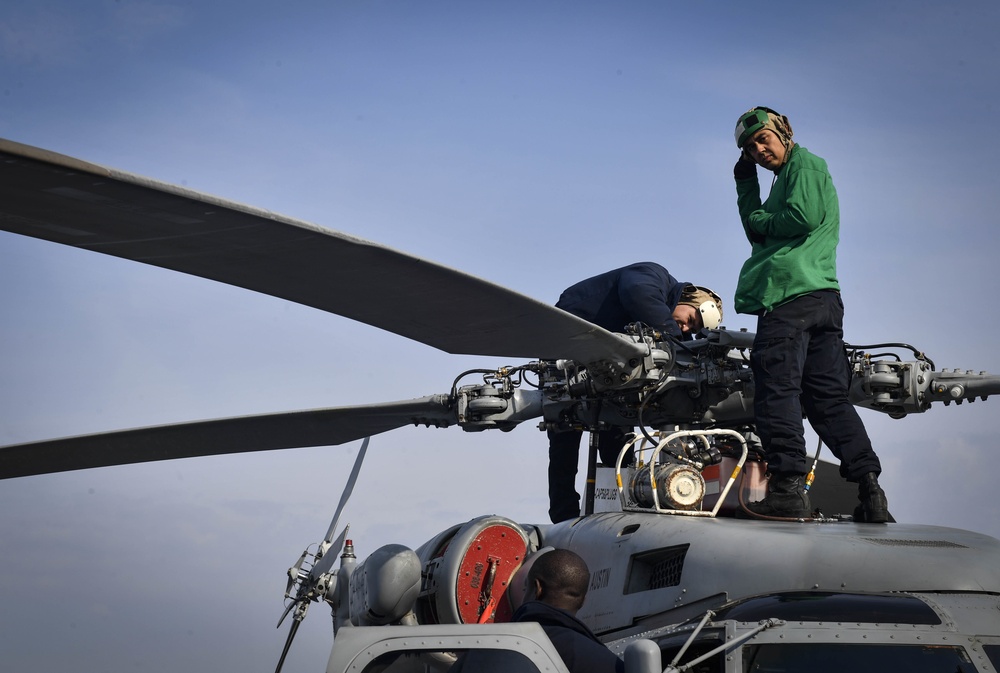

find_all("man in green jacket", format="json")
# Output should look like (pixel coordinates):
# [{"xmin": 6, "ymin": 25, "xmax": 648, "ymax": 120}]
[{"xmin": 732, "ymin": 106, "xmax": 889, "ymax": 523}]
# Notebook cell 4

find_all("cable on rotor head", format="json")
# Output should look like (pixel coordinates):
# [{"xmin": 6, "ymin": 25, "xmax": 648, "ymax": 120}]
[{"xmin": 845, "ymin": 341, "xmax": 935, "ymax": 370}]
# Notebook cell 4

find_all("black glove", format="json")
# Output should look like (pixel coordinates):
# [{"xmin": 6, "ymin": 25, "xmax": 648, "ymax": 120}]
[{"xmin": 734, "ymin": 152, "xmax": 757, "ymax": 181}]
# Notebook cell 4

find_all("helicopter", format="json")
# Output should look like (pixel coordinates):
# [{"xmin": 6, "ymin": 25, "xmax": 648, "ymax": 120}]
[{"xmin": 3, "ymin": 137, "xmax": 1000, "ymax": 673}]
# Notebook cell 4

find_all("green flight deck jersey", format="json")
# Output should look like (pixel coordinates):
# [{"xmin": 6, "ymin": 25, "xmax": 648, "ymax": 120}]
[{"xmin": 734, "ymin": 144, "xmax": 841, "ymax": 314}]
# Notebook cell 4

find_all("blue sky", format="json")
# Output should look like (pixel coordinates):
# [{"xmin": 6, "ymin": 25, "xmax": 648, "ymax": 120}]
[{"xmin": 2, "ymin": 2, "xmax": 999, "ymax": 671}]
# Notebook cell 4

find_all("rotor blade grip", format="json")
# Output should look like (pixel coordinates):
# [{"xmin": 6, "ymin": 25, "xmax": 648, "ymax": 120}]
[{"xmin": 925, "ymin": 374, "xmax": 1000, "ymax": 403}]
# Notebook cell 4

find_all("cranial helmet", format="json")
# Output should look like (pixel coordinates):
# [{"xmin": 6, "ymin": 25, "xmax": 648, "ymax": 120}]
[
  {"xmin": 679, "ymin": 286, "xmax": 723, "ymax": 330},
  {"xmin": 734, "ymin": 106, "xmax": 793, "ymax": 149}
]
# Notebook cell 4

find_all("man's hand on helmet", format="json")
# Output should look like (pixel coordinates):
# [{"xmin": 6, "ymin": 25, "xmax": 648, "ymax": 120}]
[{"xmin": 734, "ymin": 152, "xmax": 757, "ymax": 181}]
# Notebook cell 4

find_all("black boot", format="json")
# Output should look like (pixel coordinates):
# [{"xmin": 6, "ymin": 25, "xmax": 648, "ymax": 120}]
[
  {"xmin": 854, "ymin": 472, "xmax": 889, "ymax": 523},
  {"xmin": 745, "ymin": 473, "xmax": 811, "ymax": 518}
]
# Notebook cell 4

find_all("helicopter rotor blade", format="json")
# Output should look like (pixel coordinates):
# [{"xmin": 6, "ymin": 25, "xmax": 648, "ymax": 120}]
[
  {"xmin": 301, "ymin": 437, "xmax": 368, "ymax": 584},
  {"xmin": 0, "ymin": 138, "xmax": 644, "ymax": 367},
  {"xmin": 319, "ymin": 438, "xmax": 368, "ymax": 554},
  {"xmin": 0, "ymin": 396, "xmax": 453, "ymax": 480},
  {"xmin": 273, "ymin": 614, "xmax": 301, "ymax": 673}
]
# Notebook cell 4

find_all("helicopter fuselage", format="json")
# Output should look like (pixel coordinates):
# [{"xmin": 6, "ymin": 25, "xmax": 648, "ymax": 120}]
[{"xmin": 325, "ymin": 509, "xmax": 1000, "ymax": 672}]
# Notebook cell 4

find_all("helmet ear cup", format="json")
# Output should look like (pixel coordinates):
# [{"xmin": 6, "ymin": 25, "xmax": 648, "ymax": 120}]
[
  {"xmin": 698, "ymin": 300, "xmax": 722, "ymax": 329},
  {"xmin": 773, "ymin": 113, "xmax": 793, "ymax": 144},
  {"xmin": 759, "ymin": 107, "xmax": 793, "ymax": 144},
  {"xmin": 679, "ymin": 285, "xmax": 724, "ymax": 329}
]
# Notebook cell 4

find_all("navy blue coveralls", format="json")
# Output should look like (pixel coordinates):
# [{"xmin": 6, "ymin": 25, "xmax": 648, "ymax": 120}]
[
  {"xmin": 548, "ymin": 262, "xmax": 688, "ymax": 523},
  {"xmin": 512, "ymin": 601, "xmax": 625, "ymax": 673}
]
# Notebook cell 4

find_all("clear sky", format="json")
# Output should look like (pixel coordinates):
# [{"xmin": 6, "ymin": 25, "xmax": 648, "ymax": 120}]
[{"xmin": 1, "ymin": 1, "xmax": 999, "ymax": 671}]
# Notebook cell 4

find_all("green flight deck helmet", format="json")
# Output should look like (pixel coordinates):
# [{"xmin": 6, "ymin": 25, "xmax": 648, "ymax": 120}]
[{"xmin": 734, "ymin": 106, "xmax": 793, "ymax": 150}]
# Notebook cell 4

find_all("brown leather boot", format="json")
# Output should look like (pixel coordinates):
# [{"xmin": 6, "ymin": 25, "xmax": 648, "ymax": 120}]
[{"xmin": 854, "ymin": 472, "xmax": 889, "ymax": 523}]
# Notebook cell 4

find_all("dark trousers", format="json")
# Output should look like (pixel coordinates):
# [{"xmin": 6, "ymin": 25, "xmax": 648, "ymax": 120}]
[
  {"xmin": 750, "ymin": 291, "xmax": 881, "ymax": 481},
  {"xmin": 547, "ymin": 427, "xmax": 628, "ymax": 523}
]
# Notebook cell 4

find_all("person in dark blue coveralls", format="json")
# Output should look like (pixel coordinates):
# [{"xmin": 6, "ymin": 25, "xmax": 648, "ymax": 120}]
[
  {"xmin": 548, "ymin": 262, "xmax": 723, "ymax": 523},
  {"xmin": 512, "ymin": 548, "xmax": 624, "ymax": 673}
]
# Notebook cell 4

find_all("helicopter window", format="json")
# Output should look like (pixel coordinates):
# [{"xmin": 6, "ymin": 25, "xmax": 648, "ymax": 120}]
[
  {"xmin": 742, "ymin": 643, "xmax": 975, "ymax": 672},
  {"xmin": 716, "ymin": 592, "xmax": 941, "ymax": 625},
  {"xmin": 658, "ymin": 641, "xmax": 725, "ymax": 673},
  {"xmin": 625, "ymin": 544, "xmax": 689, "ymax": 593},
  {"xmin": 364, "ymin": 647, "xmax": 541, "ymax": 673},
  {"xmin": 446, "ymin": 648, "xmax": 542, "ymax": 673},
  {"xmin": 984, "ymin": 644, "xmax": 1000, "ymax": 669}
]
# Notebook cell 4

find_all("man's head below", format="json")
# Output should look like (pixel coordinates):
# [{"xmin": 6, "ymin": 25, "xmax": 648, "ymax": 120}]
[
  {"xmin": 735, "ymin": 106, "xmax": 795, "ymax": 171},
  {"xmin": 526, "ymin": 548, "xmax": 591, "ymax": 614},
  {"xmin": 673, "ymin": 285, "xmax": 723, "ymax": 334}
]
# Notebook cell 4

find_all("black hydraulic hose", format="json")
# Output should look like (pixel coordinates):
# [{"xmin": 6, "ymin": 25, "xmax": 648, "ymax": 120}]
[{"xmin": 845, "ymin": 342, "xmax": 935, "ymax": 370}]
